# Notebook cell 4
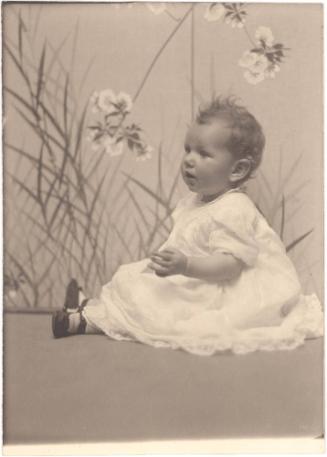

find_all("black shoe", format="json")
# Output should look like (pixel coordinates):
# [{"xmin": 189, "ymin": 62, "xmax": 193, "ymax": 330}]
[
  {"xmin": 63, "ymin": 279, "xmax": 80, "ymax": 311},
  {"xmin": 52, "ymin": 309, "xmax": 87, "ymax": 339},
  {"xmin": 52, "ymin": 310, "xmax": 70, "ymax": 338},
  {"xmin": 52, "ymin": 279, "xmax": 88, "ymax": 338}
]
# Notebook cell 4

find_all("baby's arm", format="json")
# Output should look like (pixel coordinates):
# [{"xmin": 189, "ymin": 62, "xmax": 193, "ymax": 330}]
[{"xmin": 149, "ymin": 248, "xmax": 243, "ymax": 282}]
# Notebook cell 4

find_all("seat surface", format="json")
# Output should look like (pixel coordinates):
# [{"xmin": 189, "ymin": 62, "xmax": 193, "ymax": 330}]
[{"xmin": 3, "ymin": 314, "xmax": 324, "ymax": 444}]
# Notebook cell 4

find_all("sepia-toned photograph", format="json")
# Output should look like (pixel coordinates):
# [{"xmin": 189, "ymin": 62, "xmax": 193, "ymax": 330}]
[{"xmin": 2, "ymin": 1, "xmax": 324, "ymax": 453}]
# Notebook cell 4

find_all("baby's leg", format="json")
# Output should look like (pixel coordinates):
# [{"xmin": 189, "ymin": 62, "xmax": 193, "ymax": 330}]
[
  {"xmin": 65, "ymin": 309, "xmax": 103, "ymax": 335},
  {"xmin": 68, "ymin": 287, "xmax": 103, "ymax": 334},
  {"xmin": 81, "ymin": 299, "xmax": 104, "ymax": 334}
]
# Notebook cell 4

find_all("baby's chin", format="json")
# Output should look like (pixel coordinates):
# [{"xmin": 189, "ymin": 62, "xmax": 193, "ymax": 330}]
[
  {"xmin": 182, "ymin": 173, "xmax": 198, "ymax": 191},
  {"xmin": 185, "ymin": 180, "xmax": 197, "ymax": 190}
]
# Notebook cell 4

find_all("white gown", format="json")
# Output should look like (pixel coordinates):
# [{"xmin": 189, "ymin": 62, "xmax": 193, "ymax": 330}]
[{"xmin": 84, "ymin": 189, "xmax": 323, "ymax": 355}]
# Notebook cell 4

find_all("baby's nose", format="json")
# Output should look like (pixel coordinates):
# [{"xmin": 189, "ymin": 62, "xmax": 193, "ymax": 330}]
[{"xmin": 184, "ymin": 151, "xmax": 196, "ymax": 166}]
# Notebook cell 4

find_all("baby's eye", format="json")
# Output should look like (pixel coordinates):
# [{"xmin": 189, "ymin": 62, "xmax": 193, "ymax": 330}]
[
  {"xmin": 184, "ymin": 145, "xmax": 191, "ymax": 153},
  {"xmin": 199, "ymin": 150, "xmax": 210, "ymax": 158}
]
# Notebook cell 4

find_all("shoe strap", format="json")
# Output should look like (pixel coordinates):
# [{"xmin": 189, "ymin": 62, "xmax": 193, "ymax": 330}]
[{"xmin": 77, "ymin": 309, "xmax": 87, "ymax": 334}]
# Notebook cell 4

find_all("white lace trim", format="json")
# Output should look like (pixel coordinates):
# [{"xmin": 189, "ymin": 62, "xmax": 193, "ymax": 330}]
[{"xmin": 102, "ymin": 294, "xmax": 323, "ymax": 356}]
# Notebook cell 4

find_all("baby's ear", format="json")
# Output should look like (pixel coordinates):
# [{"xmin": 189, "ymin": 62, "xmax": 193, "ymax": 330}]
[{"xmin": 230, "ymin": 158, "xmax": 252, "ymax": 183}]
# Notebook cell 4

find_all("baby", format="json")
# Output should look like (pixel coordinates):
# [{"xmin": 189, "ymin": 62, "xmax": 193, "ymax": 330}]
[{"xmin": 52, "ymin": 96, "xmax": 323, "ymax": 355}]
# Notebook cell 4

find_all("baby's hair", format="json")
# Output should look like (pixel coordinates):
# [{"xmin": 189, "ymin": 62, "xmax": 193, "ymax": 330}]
[{"xmin": 196, "ymin": 95, "xmax": 265, "ymax": 185}]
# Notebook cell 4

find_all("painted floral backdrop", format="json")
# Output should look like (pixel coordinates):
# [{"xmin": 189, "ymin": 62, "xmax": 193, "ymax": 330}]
[{"xmin": 3, "ymin": 3, "xmax": 323, "ymax": 310}]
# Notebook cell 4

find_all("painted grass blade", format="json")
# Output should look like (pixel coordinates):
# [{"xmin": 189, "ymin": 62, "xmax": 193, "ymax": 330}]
[
  {"xmin": 167, "ymin": 167, "xmax": 181, "ymax": 206},
  {"xmin": 32, "ymin": 5, "xmax": 43, "ymax": 39},
  {"xmin": 286, "ymin": 229, "xmax": 313, "ymax": 253},
  {"xmin": 280, "ymin": 194, "xmax": 285, "ymax": 240},
  {"xmin": 44, "ymin": 30, "xmax": 72, "ymax": 90},
  {"xmin": 126, "ymin": 186, "xmax": 151, "ymax": 232},
  {"xmin": 123, "ymin": 173, "xmax": 172, "ymax": 212},
  {"xmin": 10, "ymin": 173, "xmax": 39, "ymax": 204},
  {"xmin": 257, "ymin": 170, "xmax": 273, "ymax": 196},
  {"xmin": 73, "ymin": 102, "xmax": 88, "ymax": 160},
  {"xmin": 133, "ymin": 5, "xmax": 193, "ymax": 102},
  {"xmin": 3, "ymin": 42, "xmax": 31, "ymax": 88},
  {"xmin": 112, "ymin": 225, "xmax": 134, "ymax": 261},
  {"xmin": 18, "ymin": 10, "xmax": 27, "ymax": 63},
  {"xmin": 36, "ymin": 43, "xmax": 46, "ymax": 110},
  {"xmin": 281, "ymin": 153, "xmax": 303, "ymax": 189}
]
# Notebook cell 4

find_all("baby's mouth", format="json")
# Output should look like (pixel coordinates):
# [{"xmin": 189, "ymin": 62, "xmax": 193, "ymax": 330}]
[{"xmin": 184, "ymin": 170, "xmax": 196, "ymax": 180}]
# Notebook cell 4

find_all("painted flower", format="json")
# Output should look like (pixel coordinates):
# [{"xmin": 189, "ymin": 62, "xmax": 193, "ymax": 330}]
[
  {"xmin": 86, "ymin": 128, "xmax": 100, "ymax": 143},
  {"xmin": 225, "ymin": 14, "xmax": 245, "ymax": 28},
  {"xmin": 239, "ymin": 51, "xmax": 268, "ymax": 73},
  {"xmin": 87, "ymin": 129, "xmax": 105, "ymax": 151},
  {"xmin": 115, "ymin": 92, "xmax": 133, "ymax": 115},
  {"xmin": 243, "ymin": 70, "xmax": 265, "ymax": 85},
  {"xmin": 264, "ymin": 63, "xmax": 280, "ymax": 79},
  {"xmin": 204, "ymin": 3, "xmax": 225, "ymax": 22},
  {"xmin": 103, "ymin": 135, "xmax": 124, "ymax": 157},
  {"xmin": 95, "ymin": 89, "xmax": 133, "ymax": 116},
  {"xmin": 135, "ymin": 144, "xmax": 153, "ymax": 161},
  {"xmin": 147, "ymin": 3, "xmax": 167, "ymax": 15},
  {"xmin": 97, "ymin": 89, "xmax": 117, "ymax": 114},
  {"xmin": 250, "ymin": 53, "xmax": 269, "ymax": 73},
  {"xmin": 239, "ymin": 51, "xmax": 268, "ymax": 85},
  {"xmin": 238, "ymin": 25, "xmax": 287, "ymax": 84},
  {"xmin": 223, "ymin": 3, "xmax": 247, "ymax": 28},
  {"xmin": 238, "ymin": 50, "xmax": 258, "ymax": 68},
  {"xmin": 255, "ymin": 26, "xmax": 274, "ymax": 47}
]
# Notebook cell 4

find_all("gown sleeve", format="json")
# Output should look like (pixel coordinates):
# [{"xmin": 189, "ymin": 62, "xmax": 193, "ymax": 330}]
[{"xmin": 207, "ymin": 194, "xmax": 259, "ymax": 267}]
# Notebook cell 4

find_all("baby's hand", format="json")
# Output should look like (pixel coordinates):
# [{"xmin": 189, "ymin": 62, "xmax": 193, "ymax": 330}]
[{"xmin": 149, "ymin": 248, "xmax": 187, "ymax": 277}]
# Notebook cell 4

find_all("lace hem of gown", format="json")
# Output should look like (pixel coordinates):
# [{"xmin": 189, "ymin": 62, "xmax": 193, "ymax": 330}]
[{"xmin": 99, "ymin": 294, "xmax": 323, "ymax": 356}]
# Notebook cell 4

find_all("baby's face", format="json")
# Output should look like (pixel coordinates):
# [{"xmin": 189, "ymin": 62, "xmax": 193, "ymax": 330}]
[{"xmin": 181, "ymin": 120, "xmax": 236, "ymax": 201}]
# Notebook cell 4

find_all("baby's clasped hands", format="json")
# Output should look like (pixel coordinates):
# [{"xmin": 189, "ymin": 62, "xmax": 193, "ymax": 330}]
[{"xmin": 149, "ymin": 248, "xmax": 187, "ymax": 277}]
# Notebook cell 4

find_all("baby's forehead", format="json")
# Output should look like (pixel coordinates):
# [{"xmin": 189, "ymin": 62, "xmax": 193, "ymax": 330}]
[{"xmin": 185, "ymin": 120, "xmax": 231, "ymax": 147}]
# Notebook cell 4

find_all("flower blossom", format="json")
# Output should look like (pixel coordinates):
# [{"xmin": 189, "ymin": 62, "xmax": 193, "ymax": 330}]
[
  {"xmin": 204, "ymin": 3, "xmax": 246, "ymax": 27},
  {"xmin": 147, "ymin": 3, "xmax": 167, "ymax": 15},
  {"xmin": 239, "ymin": 50, "xmax": 271, "ymax": 84},
  {"xmin": 239, "ymin": 51, "xmax": 268, "ymax": 73},
  {"xmin": 115, "ymin": 92, "xmax": 133, "ymax": 115},
  {"xmin": 264, "ymin": 63, "xmax": 280, "ymax": 79},
  {"xmin": 135, "ymin": 144, "xmax": 153, "ymax": 161},
  {"xmin": 239, "ymin": 24, "xmax": 287, "ymax": 85},
  {"xmin": 239, "ymin": 50, "xmax": 258, "ymax": 68},
  {"xmin": 204, "ymin": 3, "xmax": 225, "ymax": 22},
  {"xmin": 97, "ymin": 89, "xmax": 117, "ymax": 114},
  {"xmin": 225, "ymin": 3, "xmax": 247, "ymax": 28},
  {"xmin": 225, "ymin": 13, "xmax": 245, "ymax": 28},
  {"xmin": 255, "ymin": 26, "xmax": 274, "ymax": 47},
  {"xmin": 243, "ymin": 70, "xmax": 265, "ymax": 85},
  {"xmin": 225, "ymin": 17, "xmax": 245, "ymax": 28},
  {"xmin": 96, "ymin": 89, "xmax": 133, "ymax": 115},
  {"xmin": 87, "ymin": 88, "xmax": 150, "ymax": 160},
  {"xmin": 103, "ymin": 135, "xmax": 124, "ymax": 157}
]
